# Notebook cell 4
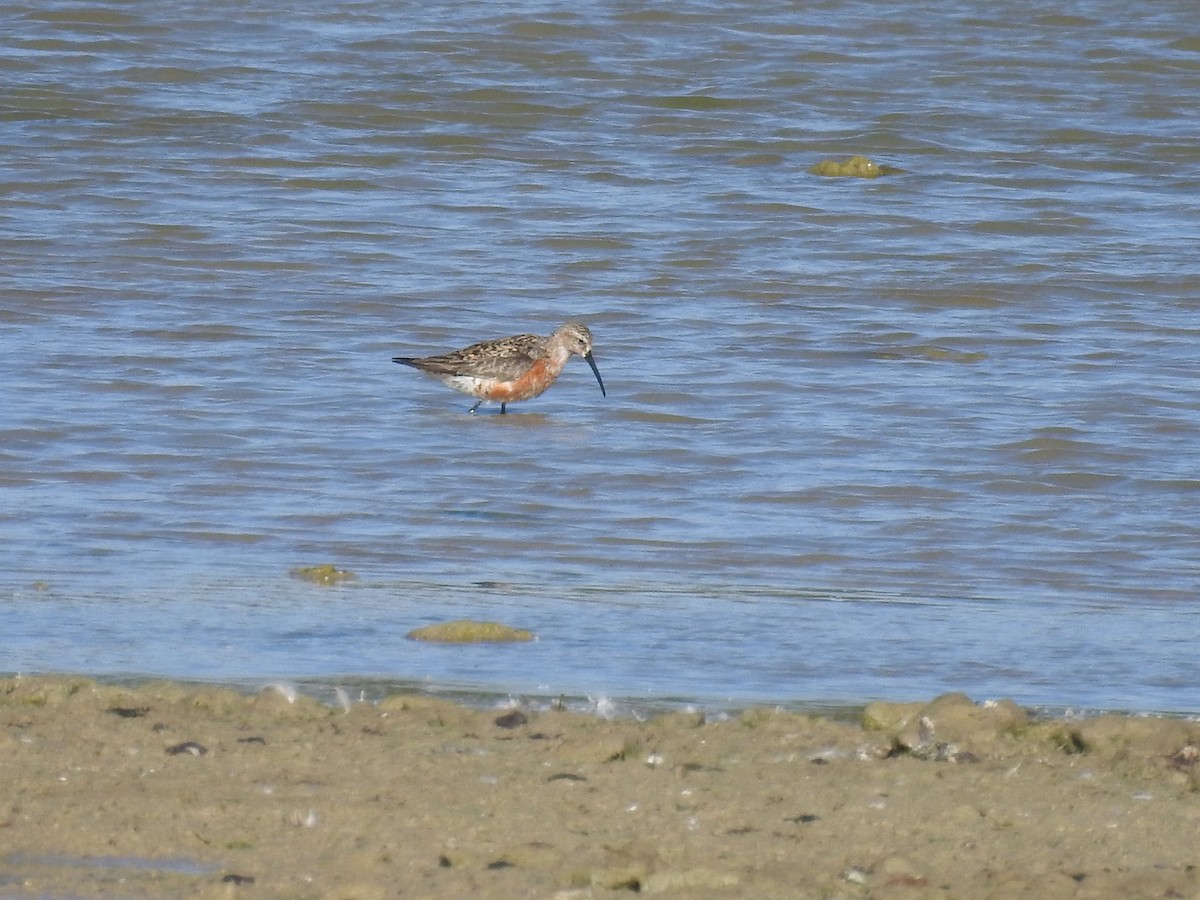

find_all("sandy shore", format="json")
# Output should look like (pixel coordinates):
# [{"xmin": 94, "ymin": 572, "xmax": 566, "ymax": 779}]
[{"xmin": 1, "ymin": 676, "xmax": 1198, "ymax": 899}]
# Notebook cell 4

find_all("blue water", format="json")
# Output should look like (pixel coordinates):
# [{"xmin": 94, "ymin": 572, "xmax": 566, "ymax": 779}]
[{"xmin": 2, "ymin": 0, "xmax": 1199, "ymax": 713}]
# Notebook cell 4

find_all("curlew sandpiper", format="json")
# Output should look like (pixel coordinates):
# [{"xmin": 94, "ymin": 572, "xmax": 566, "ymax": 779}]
[{"xmin": 393, "ymin": 321, "xmax": 606, "ymax": 414}]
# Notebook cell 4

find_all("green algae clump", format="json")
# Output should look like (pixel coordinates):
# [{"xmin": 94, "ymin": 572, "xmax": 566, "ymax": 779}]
[
  {"xmin": 290, "ymin": 564, "xmax": 356, "ymax": 585},
  {"xmin": 407, "ymin": 620, "xmax": 534, "ymax": 644},
  {"xmin": 809, "ymin": 155, "xmax": 900, "ymax": 178}
]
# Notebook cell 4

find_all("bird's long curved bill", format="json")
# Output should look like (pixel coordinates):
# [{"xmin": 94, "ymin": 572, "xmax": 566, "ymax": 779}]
[{"xmin": 584, "ymin": 352, "xmax": 606, "ymax": 397}]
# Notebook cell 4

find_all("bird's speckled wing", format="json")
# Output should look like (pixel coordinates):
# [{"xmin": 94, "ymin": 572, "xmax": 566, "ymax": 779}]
[{"xmin": 404, "ymin": 333, "xmax": 543, "ymax": 380}]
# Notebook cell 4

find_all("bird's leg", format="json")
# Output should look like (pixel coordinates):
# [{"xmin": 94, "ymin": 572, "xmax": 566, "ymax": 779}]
[
  {"xmin": 500, "ymin": 402, "xmax": 507, "ymax": 414},
  {"xmin": 469, "ymin": 400, "xmax": 483, "ymax": 414}
]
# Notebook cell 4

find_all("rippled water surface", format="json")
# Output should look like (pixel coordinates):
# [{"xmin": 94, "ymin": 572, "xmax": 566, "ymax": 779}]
[{"xmin": 3, "ymin": 0, "xmax": 1199, "ymax": 712}]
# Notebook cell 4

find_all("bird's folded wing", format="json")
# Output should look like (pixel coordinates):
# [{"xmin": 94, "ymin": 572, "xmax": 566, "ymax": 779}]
[{"xmin": 416, "ymin": 334, "xmax": 542, "ymax": 379}]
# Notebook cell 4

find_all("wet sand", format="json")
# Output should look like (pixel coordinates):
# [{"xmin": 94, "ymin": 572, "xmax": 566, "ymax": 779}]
[{"xmin": 1, "ymin": 676, "xmax": 1198, "ymax": 899}]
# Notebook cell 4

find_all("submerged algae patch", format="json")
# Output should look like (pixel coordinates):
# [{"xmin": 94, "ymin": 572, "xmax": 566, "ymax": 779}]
[
  {"xmin": 289, "ymin": 564, "xmax": 356, "ymax": 585},
  {"xmin": 407, "ymin": 620, "xmax": 535, "ymax": 643},
  {"xmin": 809, "ymin": 155, "xmax": 902, "ymax": 178},
  {"xmin": 873, "ymin": 344, "xmax": 988, "ymax": 363}
]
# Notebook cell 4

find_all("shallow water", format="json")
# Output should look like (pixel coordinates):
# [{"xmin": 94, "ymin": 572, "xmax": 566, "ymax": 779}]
[{"xmin": 2, "ymin": 0, "xmax": 1199, "ymax": 712}]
